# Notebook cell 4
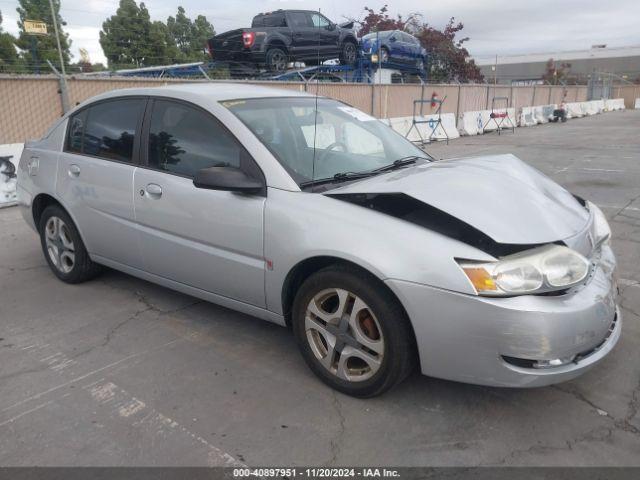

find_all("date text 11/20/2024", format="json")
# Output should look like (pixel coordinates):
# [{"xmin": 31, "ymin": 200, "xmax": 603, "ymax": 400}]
[{"xmin": 233, "ymin": 468, "xmax": 401, "ymax": 478}]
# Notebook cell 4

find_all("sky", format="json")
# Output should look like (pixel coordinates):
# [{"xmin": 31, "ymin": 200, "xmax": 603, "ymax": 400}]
[{"xmin": 1, "ymin": 0, "xmax": 639, "ymax": 66}]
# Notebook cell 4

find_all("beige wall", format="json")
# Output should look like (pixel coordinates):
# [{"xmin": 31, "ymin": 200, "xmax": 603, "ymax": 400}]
[{"xmin": 0, "ymin": 74, "xmax": 601, "ymax": 144}]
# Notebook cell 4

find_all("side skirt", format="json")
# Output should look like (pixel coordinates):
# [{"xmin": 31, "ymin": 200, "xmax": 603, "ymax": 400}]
[{"xmin": 91, "ymin": 254, "xmax": 287, "ymax": 327}]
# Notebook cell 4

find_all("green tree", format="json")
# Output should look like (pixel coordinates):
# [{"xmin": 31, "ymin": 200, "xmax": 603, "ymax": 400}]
[
  {"xmin": 0, "ymin": 10, "xmax": 21, "ymax": 72},
  {"xmin": 100, "ymin": 0, "xmax": 179, "ymax": 69},
  {"xmin": 191, "ymin": 14, "xmax": 214, "ymax": 60},
  {"xmin": 166, "ymin": 7, "xmax": 214, "ymax": 62},
  {"xmin": 15, "ymin": 0, "xmax": 72, "ymax": 73}
]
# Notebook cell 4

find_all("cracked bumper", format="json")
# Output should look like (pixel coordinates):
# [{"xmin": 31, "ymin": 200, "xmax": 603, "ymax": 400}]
[{"xmin": 387, "ymin": 246, "xmax": 621, "ymax": 387}]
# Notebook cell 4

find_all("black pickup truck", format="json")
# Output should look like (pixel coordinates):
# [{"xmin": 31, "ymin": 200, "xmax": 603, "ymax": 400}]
[{"xmin": 207, "ymin": 10, "xmax": 358, "ymax": 71}]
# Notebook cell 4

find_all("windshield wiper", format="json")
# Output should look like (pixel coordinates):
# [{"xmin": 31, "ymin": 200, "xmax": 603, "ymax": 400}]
[
  {"xmin": 370, "ymin": 156, "xmax": 420, "ymax": 173},
  {"xmin": 299, "ymin": 171, "xmax": 373, "ymax": 189},
  {"xmin": 299, "ymin": 156, "xmax": 426, "ymax": 190}
]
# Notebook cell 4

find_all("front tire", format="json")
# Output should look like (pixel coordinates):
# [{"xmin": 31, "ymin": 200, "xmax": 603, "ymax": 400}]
[
  {"xmin": 292, "ymin": 266, "xmax": 415, "ymax": 397},
  {"xmin": 339, "ymin": 41, "xmax": 358, "ymax": 66},
  {"xmin": 39, "ymin": 205, "xmax": 103, "ymax": 283}
]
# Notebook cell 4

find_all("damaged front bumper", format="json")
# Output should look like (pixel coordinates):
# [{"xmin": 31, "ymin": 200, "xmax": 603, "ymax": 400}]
[{"xmin": 387, "ymin": 245, "xmax": 620, "ymax": 387}]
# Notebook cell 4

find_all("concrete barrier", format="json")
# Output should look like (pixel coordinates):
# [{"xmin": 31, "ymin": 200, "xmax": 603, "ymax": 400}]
[
  {"xmin": 458, "ymin": 110, "xmax": 484, "ymax": 136},
  {"xmin": 566, "ymin": 102, "xmax": 585, "ymax": 119},
  {"xmin": 519, "ymin": 107, "xmax": 536, "ymax": 127},
  {"xmin": 0, "ymin": 143, "xmax": 22, "ymax": 208},
  {"xmin": 532, "ymin": 104, "xmax": 557, "ymax": 124},
  {"xmin": 605, "ymin": 98, "xmax": 625, "ymax": 111}
]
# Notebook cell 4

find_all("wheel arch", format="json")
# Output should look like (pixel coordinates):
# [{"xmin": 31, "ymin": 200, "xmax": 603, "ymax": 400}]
[
  {"xmin": 281, "ymin": 256, "xmax": 413, "ymax": 337},
  {"xmin": 31, "ymin": 193, "xmax": 88, "ymax": 250},
  {"xmin": 266, "ymin": 39, "xmax": 288, "ymax": 53},
  {"xmin": 32, "ymin": 193, "xmax": 66, "ymax": 230}
]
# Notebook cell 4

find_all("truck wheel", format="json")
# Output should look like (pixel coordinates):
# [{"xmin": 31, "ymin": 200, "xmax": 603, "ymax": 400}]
[
  {"xmin": 339, "ymin": 42, "xmax": 358, "ymax": 66},
  {"xmin": 266, "ymin": 48, "xmax": 288, "ymax": 72}
]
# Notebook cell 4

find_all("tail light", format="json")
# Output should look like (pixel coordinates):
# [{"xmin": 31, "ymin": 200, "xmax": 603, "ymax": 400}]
[{"xmin": 242, "ymin": 32, "xmax": 256, "ymax": 48}]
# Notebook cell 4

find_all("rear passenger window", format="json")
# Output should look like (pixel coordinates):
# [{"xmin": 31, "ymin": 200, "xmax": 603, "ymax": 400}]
[
  {"xmin": 66, "ymin": 110, "xmax": 86, "ymax": 154},
  {"xmin": 147, "ymin": 100, "xmax": 241, "ymax": 177},
  {"xmin": 288, "ymin": 12, "xmax": 309, "ymax": 28},
  {"xmin": 80, "ymin": 99, "xmax": 144, "ymax": 163}
]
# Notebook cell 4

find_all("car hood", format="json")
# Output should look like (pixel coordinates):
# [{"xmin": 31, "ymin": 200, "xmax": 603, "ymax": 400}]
[{"xmin": 327, "ymin": 154, "xmax": 590, "ymax": 245}]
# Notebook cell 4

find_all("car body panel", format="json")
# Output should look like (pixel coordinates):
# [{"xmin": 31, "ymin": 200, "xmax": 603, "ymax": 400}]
[
  {"xmin": 17, "ymin": 83, "xmax": 620, "ymax": 388},
  {"xmin": 133, "ymin": 167, "xmax": 267, "ymax": 307},
  {"xmin": 329, "ymin": 154, "xmax": 590, "ymax": 245},
  {"xmin": 387, "ymin": 245, "xmax": 619, "ymax": 387},
  {"xmin": 56, "ymin": 151, "xmax": 143, "ymax": 269}
]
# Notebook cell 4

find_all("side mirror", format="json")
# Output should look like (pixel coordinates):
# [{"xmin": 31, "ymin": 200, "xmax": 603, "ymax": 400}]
[
  {"xmin": 326, "ymin": 23, "xmax": 336, "ymax": 31},
  {"xmin": 389, "ymin": 36, "xmax": 397, "ymax": 42},
  {"xmin": 193, "ymin": 166, "xmax": 264, "ymax": 195}
]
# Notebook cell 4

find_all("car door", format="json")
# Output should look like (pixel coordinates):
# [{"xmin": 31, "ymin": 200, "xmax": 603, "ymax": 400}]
[
  {"xmin": 133, "ymin": 98, "xmax": 266, "ymax": 307},
  {"xmin": 286, "ymin": 11, "xmax": 315, "ymax": 58},
  {"xmin": 57, "ymin": 97, "xmax": 146, "ymax": 269},
  {"xmin": 310, "ymin": 12, "xmax": 338, "ymax": 58}
]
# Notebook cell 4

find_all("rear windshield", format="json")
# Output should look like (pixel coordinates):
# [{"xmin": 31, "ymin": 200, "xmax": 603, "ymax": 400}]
[{"xmin": 252, "ymin": 13, "xmax": 287, "ymax": 27}]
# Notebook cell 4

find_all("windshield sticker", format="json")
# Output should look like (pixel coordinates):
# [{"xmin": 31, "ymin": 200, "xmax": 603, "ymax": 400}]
[{"xmin": 338, "ymin": 106, "xmax": 376, "ymax": 122}]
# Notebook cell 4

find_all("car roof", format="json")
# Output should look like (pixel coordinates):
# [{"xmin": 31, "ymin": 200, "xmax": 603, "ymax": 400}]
[{"xmin": 82, "ymin": 82, "xmax": 314, "ymax": 105}]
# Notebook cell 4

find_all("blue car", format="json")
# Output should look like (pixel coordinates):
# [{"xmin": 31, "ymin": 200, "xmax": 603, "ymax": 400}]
[{"xmin": 361, "ymin": 30, "xmax": 427, "ymax": 71}]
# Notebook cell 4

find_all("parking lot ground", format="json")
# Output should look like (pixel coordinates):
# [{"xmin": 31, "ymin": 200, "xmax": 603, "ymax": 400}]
[{"xmin": 1, "ymin": 110, "xmax": 639, "ymax": 467}]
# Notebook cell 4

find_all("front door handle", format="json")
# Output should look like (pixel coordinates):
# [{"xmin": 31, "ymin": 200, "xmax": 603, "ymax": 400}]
[
  {"xmin": 68, "ymin": 164, "xmax": 81, "ymax": 177},
  {"xmin": 144, "ymin": 183, "xmax": 163, "ymax": 198}
]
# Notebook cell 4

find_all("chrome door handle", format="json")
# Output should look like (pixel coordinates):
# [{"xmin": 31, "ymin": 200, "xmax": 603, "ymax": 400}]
[
  {"xmin": 145, "ymin": 183, "xmax": 163, "ymax": 198},
  {"xmin": 68, "ymin": 164, "xmax": 81, "ymax": 177}
]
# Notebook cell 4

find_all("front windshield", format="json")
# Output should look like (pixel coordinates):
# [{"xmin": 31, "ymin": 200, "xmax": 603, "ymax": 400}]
[{"xmin": 224, "ymin": 97, "xmax": 428, "ymax": 185}]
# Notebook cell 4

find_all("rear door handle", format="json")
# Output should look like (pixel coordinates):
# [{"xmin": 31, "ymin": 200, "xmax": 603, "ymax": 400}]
[
  {"xmin": 144, "ymin": 183, "xmax": 163, "ymax": 198},
  {"xmin": 68, "ymin": 164, "xmax": 81, "ymax": 177}
]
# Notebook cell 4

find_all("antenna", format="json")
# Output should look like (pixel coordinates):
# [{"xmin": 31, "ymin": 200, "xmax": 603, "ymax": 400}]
[{"xmin": 310, "ymin": 8, "xmax": 322, "ymax": 190}]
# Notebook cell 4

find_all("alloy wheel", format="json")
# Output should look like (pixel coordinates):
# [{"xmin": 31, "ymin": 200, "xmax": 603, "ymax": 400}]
[
  {"xmin": 270, "ymin": 50, "xmax": 287, "ymax": 71},
  {"xmin": 45, "ymin": 216, "xmax": 75, "ymax": 274},
  {"xmin": 344, "ymin": 43, "xmax": 357, "ymax": 64},
  {"xmin": 305, "ymin": 288, "xmax": 384, "ymax": 382}
]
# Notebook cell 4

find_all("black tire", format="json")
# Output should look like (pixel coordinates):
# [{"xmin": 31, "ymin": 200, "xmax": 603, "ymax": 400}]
[
  {"xmin": 39, "ymin": 204, "xmax": 103, "ymax": 284},
  {"xmin": 339, "ymin": 41, "xmax": 358, "ymax": 66},
  {"xmin": 292, "ymin": 265, "xmax": 416, "ymax": 397},
  {"xmin": 266, "ymin": 47, "xmax": 288, "ymax": 72}
]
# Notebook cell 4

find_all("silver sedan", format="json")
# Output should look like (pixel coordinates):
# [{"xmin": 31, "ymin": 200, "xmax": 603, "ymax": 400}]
[{"xmin": 17, "ymin": 84, "xmax": 620, "ymax": 397}]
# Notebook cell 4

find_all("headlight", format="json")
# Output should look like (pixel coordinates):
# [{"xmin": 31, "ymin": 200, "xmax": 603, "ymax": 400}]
[
  {"xmin": 589, "ymin": 202, "xmax": 611, "ymax": 247},
  {"xmin": 458, "ymin": 245, "xmax": 590, "ymax": 296}
]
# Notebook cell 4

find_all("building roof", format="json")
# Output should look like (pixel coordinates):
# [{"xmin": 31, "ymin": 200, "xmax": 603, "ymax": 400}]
[{"xmin": 475, "ymin": 45, "xmax": 640, "ymax": 66}]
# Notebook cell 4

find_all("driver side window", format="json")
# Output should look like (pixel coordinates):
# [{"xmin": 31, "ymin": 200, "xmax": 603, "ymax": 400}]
[
  {"xmin": 310, "ymin": 13, "xmax": 330, "ymax": 28},
  {"xmin": 147, "ymin": 100, "xmax": 241, "ymax": 177}
]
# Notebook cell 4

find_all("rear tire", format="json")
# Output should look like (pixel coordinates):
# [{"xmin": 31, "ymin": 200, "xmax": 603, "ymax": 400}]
[
  {"xmin": 266, "ymin": 47, "xmax": 288, "ymax": 72},
  {"xmin": 292, "ymin": 265, "xmax": 416, "ymax": 397},
  {"xmin": 39, "ymin": 205, "xmax": 103, "ymax": 284}
]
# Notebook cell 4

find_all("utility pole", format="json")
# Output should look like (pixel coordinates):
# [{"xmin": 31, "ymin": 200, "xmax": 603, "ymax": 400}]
[{"xmin": 48, "ymin": 0, "xmax": 70, "ymax": 112}]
